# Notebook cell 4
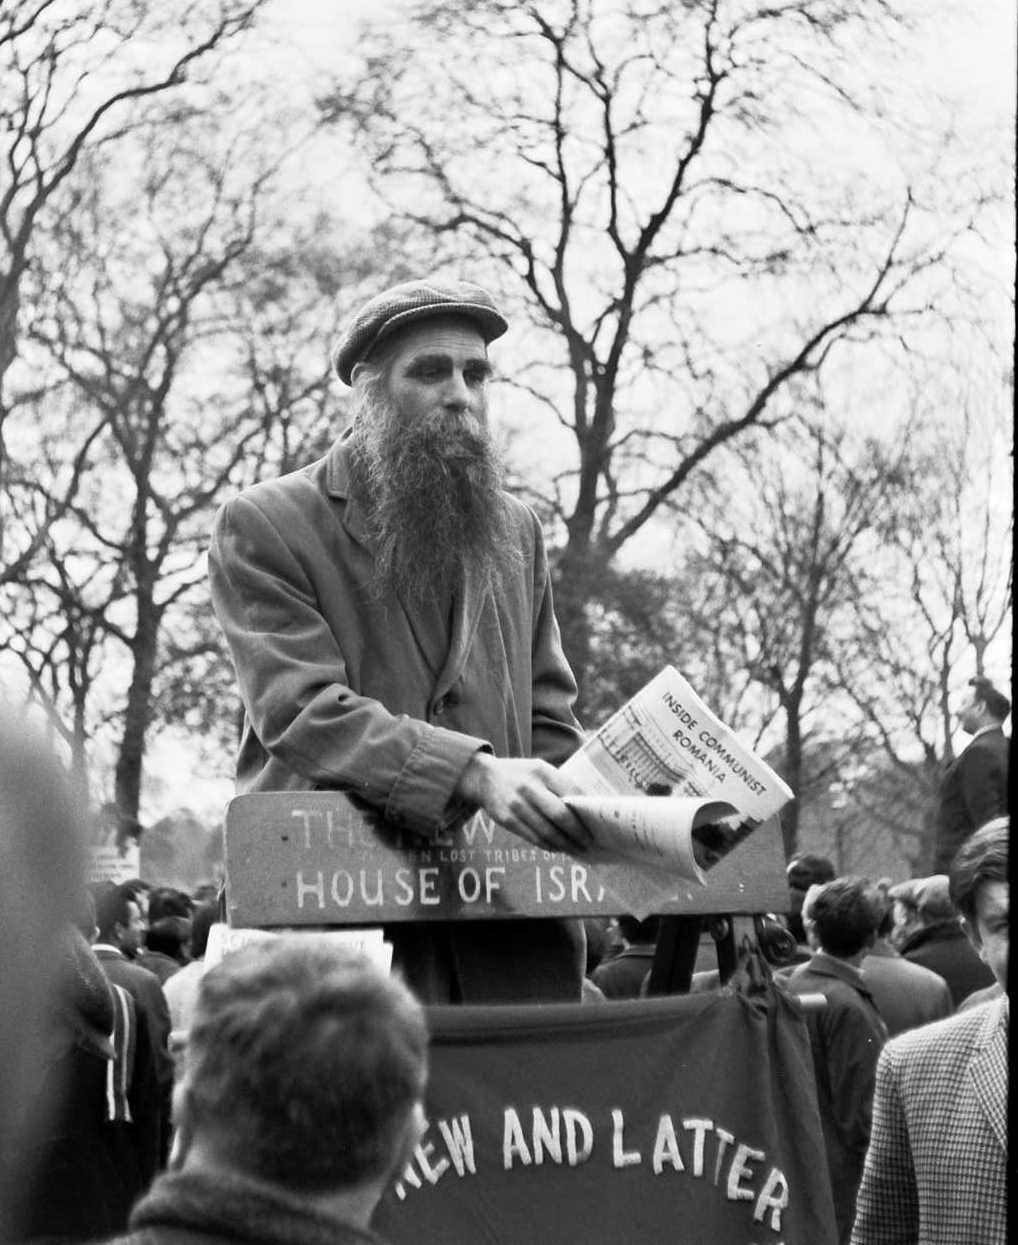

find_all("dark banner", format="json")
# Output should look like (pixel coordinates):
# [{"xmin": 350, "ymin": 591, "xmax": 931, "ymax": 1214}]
[{"xmin": 375, "ymin": 988, "xmax": 837, "ymax": 1245}]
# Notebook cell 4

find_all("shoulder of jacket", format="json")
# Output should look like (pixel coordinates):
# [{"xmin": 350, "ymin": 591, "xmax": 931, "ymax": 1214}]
[
  {"xmin": 884, "ymin": 1000, "xmax": 992, "ymax": 1063},
  {"xmin": 217, "ymin": 457, "xmax": 330, "ymax": 517}
]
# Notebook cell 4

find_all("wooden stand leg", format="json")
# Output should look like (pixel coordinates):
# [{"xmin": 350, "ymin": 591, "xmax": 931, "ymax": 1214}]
[{"xmin": 646, "ymin": 915, "xmax": 702, "ymax": 996}]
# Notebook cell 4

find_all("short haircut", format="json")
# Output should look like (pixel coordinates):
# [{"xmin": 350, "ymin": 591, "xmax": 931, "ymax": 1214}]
[
  {"xmin": 806, "ymin": 876, "xmax": 882, "ymax": 958},
  {"xmin": 145, "ymin": 915, "xmax": 191, "ymax": 958},
  {"xmin": 969, "ymin": 676, "xmax": 1010, "ymax": 720},
  {"xmin": 93, "ymin": 882, "xmax": 136, "ymax": 940},
  {"xmin": 949, "ymin": 817, "xmax": 1009, "ymax": 925},
  {"xmin": 787, "ymin": 853, "xmax": 836, "ymax": 892},
  {"xmin": 147, "ymin": 887, "xmax": 192, "ymax": 922},
  {"xmin": 181, "ymin": 937, "xmax": 428, "ymax": 1192}
]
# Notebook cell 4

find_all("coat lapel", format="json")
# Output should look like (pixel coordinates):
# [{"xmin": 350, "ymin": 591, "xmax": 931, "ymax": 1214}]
[
  {"xmin": 436, "ymin": 559, "xmax": 488, "ymax": 697},
  {"xmin": 966, "ymin": 997, "xmax": 1008, "ymax": 1154}
]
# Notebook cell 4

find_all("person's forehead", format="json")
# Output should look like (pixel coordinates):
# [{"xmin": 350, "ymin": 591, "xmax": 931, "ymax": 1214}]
[{"xmin": 386, "ymin": 316, "xmax": 489, "ymax": 364}]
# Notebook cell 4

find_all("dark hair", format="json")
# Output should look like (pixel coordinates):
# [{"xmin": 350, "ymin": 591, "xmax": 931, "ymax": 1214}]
[
  {"xmin": 616, "ymin": 915, "xmax": 660, "ymax": 944},
  {"xmin": 145, "ymin": 916, "xmax": 191, "ymax": 960},
  {"xmin": 787, "ymin": 853, "xmax": 836, "ymax": 891},
  {"xmin": 948, "ymin": 817, "xmax": 1009, "ymax": 924},
  {"xmin": 148, "ymin": 887, "xmax": 192, "ymax": 922},
  {"xmin": 806, "ymin": 876, "xmax": 882, "ymax": 957},
  {"xmin": 182, "ymin": 937, "xmax": 428, "ymax": 1192},
  {"xmin": 969, "ymin": 676, "xmax": 1010, "ymax": 721},
  {"xmin": 93, "ymin": 883, "xmax": 136, "ymax": 940},
  {"xmin": 189, "ymin": 901, "xmax": 219, "ymax": 959}
]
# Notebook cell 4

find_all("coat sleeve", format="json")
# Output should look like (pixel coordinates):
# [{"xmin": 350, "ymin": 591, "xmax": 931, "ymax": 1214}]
[
  {"xmin": 850, "ymin": 1044, "xmax": 919, "ymax": 1245},
  {"xmin": 527, "ymin": 516, "xmax": 586, "ymax": 765},
  {"xmin": 208, "ymin": 492, "xmax": 487, "ymax": 834}
]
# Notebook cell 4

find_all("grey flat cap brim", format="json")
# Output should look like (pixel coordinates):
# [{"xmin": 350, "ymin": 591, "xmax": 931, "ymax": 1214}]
[{"xmin": 332, "ymin": 278, "xmax": 509, "ymax": 385}]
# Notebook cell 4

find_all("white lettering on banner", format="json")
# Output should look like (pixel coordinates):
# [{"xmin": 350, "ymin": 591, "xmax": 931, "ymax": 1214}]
[
  {"xmin": 753, "ymin": 1167, "xmax": 789, "ymax": 1231},
  {"xmin": 394, "ymin": 1105, "xmax": 789, "ymax": 1236},
  {"xmin": 503, "ymin": 1108, "xmax": 532, "ymax": 1168},
  {"xmin": 728, "ymin": 1143, "xmax": 765, "ymax": 1202},
  {"xmin": 651, "ymin": 1114, "xmax": 685, "ymax": 1173},
  {"xmin": 532, "ymin": 1107, "xmax": 562, "ymax": 1165},
  {"xmin": 394, "ymin": 1114, "xmax": 475, "ymax": 1200},
  {"xmin": 713, "ymin": 1127, "xmax": 735, "ymax": 1186},
  {"xmin": 684, "ymin": 1117, "xmax": 713, "ymax": 1177},
  {"xmin": 611, "ymin": 1108, "xmax": 641, "ymax": 1168}
]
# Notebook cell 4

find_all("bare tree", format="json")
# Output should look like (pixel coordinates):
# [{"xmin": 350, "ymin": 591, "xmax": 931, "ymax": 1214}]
[
  {"xmin": 320, "ymin": 0, "xmax": 976, "ymax": 706},
  {"xmin": 0, "ymin": 0, "xmax": 262, "ymax": 583},
  {"xmin": 3, "ymin": 126, "xmax": 337, "ymax": 834},
  {"xmin": 680, "ymin": 415, "xmax": 912, "ymax": 855},
  {"xmin": 830, "ymin": 391, "xmax": 1012, "ymax": 869}
]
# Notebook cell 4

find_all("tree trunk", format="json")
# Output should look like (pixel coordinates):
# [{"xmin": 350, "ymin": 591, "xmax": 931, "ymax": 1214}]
[{"xmin": 113, "ymin": 602, "xmax": 160, "ymax": 843}]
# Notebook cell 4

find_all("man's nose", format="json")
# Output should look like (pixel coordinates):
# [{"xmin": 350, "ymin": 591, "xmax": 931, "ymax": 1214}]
[{"xmin": 442, "ymin": 370, "xmax": 472, "ymax": 409}]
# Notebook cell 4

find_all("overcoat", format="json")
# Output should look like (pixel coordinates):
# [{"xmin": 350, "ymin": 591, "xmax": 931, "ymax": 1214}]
[
  {"xmin": 933, "ymin": 726, "xmax": 1009, "ymax": 871},
  {"xmin": 208, "ymin": 436, "xmax": 587, "ymax": 1002},
  {"xmin": 850, "ymin": 996, "xmax": 1008, "ymax": 1245}
]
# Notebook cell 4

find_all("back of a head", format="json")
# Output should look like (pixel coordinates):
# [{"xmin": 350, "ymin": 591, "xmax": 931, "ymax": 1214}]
[
  {"xmin": 949, "ymin": 817, "xmax": 1009, "ymax": 924},
  {"xmin": 912, "ymin": 875, "xmax": 956, "ymax": 927},
  {"xmin": 93, "ymin": 882, "xmax": 132, "ymax": 941},
  {"xmin": 180, "ymin": 937, "xmax": 428, "ymax": 1194},
  {"xmin": 146, "ymin": 915, "xmax": 191, "ymax": 959},
  {"xmin": 148, "ymin": 886, "xmax": 192, "ymax": 923},
  {"xmin": 807, "ymin": 876, "xmax": 882, "ymax": 958}
]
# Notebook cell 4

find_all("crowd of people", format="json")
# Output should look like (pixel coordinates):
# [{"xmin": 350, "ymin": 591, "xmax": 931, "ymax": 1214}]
[
  {"xmin": 1, "ymin": 813, "xmax": 1005, "ymax": 1244},
  {"xmin": 1, "ymin": 276, "xmax": 1008, "ymax": 1245}
]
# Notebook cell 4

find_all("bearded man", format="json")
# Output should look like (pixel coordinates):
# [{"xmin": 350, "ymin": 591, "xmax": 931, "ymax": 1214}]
[{"xmin": 208, "ymin": 278, "xmax": 591, "ymax": 1003}]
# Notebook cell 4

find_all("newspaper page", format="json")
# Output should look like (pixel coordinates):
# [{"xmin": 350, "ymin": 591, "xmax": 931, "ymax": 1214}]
[
  {"xmin": 560, "ymin": 666, "xmax": 794, "ymax": 914},
  {"xmin": 563, "ymin": 795, "xmax": 737, "ymax": 885}
]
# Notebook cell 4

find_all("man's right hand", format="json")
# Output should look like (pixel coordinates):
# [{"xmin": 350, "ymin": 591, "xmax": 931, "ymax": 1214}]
[{"xmin": 454, "ymin": 752, "xmax": 592, "ymax": 855}]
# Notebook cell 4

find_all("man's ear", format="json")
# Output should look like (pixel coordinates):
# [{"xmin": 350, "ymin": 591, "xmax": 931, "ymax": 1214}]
[
  {"xmin": 960, "ymin": 915, "xmax": 985, "ymax": 960},
  {"xmin": 390, "ymin": 1100, "xmax": 427, "ymax": 1180}
]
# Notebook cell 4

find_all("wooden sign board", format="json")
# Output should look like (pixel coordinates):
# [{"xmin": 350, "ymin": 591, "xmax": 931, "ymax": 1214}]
[{"xmin": 224, "ymin": 792, "xmax": 790, "ymax": 927}]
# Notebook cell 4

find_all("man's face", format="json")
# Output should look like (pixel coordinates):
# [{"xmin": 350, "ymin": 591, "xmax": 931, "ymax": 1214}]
[
  {"xmin": 381, "ymin": 318, "xmax": 491, "ymax": 432},
  {"xmin": 118, "ymin": 899, "xmax": 146, "ymax": 957},
  {"xmin": 968, "ymin": 879, "xmax": 1009, "ymax": 992},
  {"xmin": 958, "ymin": 690, "xmax": 985, "ymax": 735}
]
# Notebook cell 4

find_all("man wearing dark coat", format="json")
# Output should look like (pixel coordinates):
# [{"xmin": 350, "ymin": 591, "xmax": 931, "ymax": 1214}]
[
  {"xmin": 209, "ymin": 278, "xmax": 592, "ymax": 1003},
  {"xmin": 933, "ymin": 675, "xmax": 1009, "ymax": 872},
  {"xmin": 785, "ymin": 877, "xmax": 888, "ymax": 1245},
  {"xmin": 105, "ymin": 938, "xmax": 428, "ymax": 1245}
]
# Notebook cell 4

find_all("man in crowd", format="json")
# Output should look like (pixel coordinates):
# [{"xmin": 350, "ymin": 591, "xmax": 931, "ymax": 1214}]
[
  {"xmin": 851, "ymin": 818, "xmax": 1008, "ymax": 1245},
  {"xmin": 590, "ymin": 915, "xmax": 660, "ymax": 998},
  {"xmin": 209, "ymin": 278, "xmax": 592, "ymax": 1002},
  {"xmin": 785, "ymin": 852, "xmax": 836, "ymax": 963},
  {"xmin": 933, "ymin": 675, "xmax": 1009, "ymax": 871},
  {"xmin": 94, "ymin": 884, "xmax": 174, "ymax": 1161},
  {"xmin": 860, "ymin": 888, "xmax": 952, "ymax": 1036},
  {"xmin": 785, "ymin": 877, "xmax": 888, "ymax": 1244},
  {"xmin": 105, "ymin": 937, "xmax": 427, "ymax": 1245},
  {"xmin": 896, "ymin": 873, "xmax": 994, "ymax": 1008}
]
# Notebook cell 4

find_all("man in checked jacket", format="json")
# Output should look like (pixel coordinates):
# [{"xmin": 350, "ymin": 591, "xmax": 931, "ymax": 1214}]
[{"xmin": 850, "ymin": 817, "xmax": 1008, "ymax": 1245}]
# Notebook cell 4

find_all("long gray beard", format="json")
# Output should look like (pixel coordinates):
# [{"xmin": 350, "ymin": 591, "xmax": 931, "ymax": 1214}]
[{"xmin": 346, "ymin": 378, "xmax": 521, "ymax": 606}]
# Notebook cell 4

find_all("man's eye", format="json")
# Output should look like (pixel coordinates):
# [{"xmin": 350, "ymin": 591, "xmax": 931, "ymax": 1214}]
[{"xmin": 465, "ymin": 369, "xmax": 489, "ymax": 386}]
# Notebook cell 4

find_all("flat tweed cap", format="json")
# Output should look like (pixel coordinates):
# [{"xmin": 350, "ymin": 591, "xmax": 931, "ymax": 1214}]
[{"xmin": 332, "ymin": 278, "xmax": 509, "ymax": 385}]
